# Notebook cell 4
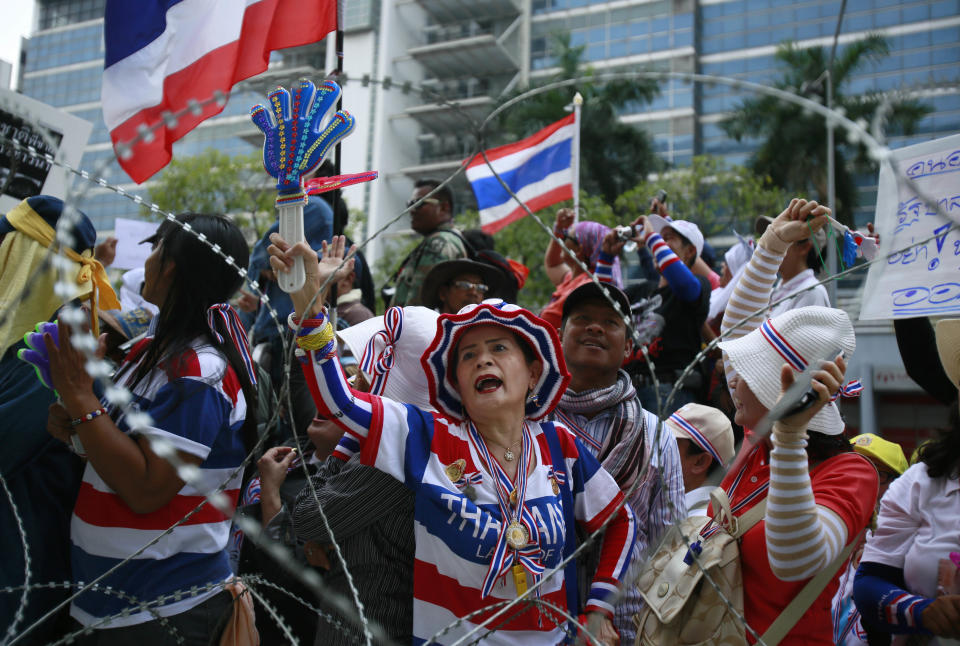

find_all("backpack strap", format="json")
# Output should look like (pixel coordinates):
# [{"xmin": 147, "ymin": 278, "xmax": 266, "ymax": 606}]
[
  {"xmin": 542, "ymin": 422, "xmax": 580, "ymax": 630},
  {"xmin": 759, "ymin": 527, "xmax": 866, "ymax": 645}
]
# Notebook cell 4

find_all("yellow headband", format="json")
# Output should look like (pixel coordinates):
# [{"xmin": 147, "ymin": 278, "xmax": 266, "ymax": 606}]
[{"xmin": 6, "ymin": 200, "xmax": 121, "ymax": 334}]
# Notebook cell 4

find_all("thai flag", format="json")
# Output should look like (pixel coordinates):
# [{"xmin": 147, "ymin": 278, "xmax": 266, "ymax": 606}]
[
  {"xmin": 102, "ymin": 0, "xmax": 338, "ymax": 184},
  {"xmin": 466, "ymin": 114, "xmax": 575, "ymax": 234}
]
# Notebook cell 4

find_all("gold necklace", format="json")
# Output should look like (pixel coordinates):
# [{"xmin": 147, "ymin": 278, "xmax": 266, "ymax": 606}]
[{"xmin": 489, "ymin": 437, "xmax": 523, "ymax": 461}]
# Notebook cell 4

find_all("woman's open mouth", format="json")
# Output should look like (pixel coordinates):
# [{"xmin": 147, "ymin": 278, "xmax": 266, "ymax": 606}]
[{"xmin": 474, "ymin": 375, "xmax": 503, "ymax": 393}]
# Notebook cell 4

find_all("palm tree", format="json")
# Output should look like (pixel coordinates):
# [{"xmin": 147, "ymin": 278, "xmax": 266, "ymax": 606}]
[
  {"xmin": 721, "ymin": 35, "xmax": 931, "ymax": 225},
  {"xmin": 494, "ymin": 34, "xmax": 662, "ymax": 205}
]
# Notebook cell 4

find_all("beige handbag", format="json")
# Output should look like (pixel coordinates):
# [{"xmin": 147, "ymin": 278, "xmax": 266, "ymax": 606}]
[{"xmin": 634, "ymin": 488, "xmax": 860, "ymax": 646}]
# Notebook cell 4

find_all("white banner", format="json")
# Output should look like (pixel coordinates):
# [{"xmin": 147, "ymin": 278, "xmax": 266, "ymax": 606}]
[
  {"xmin": 860, "ymin": 134, "xmax": 960, "ymax": 320},
  {"xmin": 112, "ymin": 217, "xmax": 159, "ymax": 271}
]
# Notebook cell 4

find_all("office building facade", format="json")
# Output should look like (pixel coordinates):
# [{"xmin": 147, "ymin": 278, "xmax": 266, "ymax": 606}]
[{"xmin": 16, "ymin": 0, "xmax": 960, "ymax": 256}]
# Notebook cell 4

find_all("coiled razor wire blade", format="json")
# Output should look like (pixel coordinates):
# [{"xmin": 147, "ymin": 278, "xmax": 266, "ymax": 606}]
[{"xmin": 2, "ymin": 68, "xmax": 957, "ymax": 646}]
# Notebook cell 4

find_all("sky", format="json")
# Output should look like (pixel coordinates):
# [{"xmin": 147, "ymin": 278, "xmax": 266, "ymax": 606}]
[{"xmin": 2, "ymin": 1, "xmax": 36, "ymax": 87}]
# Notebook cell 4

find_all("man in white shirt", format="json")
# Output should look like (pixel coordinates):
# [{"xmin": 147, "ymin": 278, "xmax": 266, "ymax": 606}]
[
  {"xmin": 664, "ymin": 402, "xmax": 735, "ymax": 516},
  {"xmin": 757, "ymin": 215, "xmax": 830, "ymax": 317}
]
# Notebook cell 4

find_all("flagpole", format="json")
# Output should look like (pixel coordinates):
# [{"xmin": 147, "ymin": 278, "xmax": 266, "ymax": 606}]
[
  {"xmin": 571, "ymin": 92, "xmax": 583, "ymax": 224},
  {"xmin": 330, "ymin": 1, "xmax": 345, "ymax": 321}
]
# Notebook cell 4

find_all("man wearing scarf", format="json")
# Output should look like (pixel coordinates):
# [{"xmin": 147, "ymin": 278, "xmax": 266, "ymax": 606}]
[
  {"xmin": 0, "ymin": 196, "xmax": 119, "ymax": 642},
  {"xmin": 550, "ymin": 281, "xmax": 686, "ymax": 645}
]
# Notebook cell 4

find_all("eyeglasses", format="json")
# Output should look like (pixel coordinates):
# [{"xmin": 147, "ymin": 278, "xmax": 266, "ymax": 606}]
[
  {"xmin": 407, "ymin": 197, "xmax": 440, "ymax": 209},
  {"xmin": 451, "ymin": 280, "xmax": 489, "ymax": 293}
]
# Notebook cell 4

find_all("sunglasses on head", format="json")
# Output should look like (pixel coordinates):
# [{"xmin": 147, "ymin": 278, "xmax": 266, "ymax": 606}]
[
  {"xmin": 451, "ymin": 280, "xmax": 489, "ymax": 293},
  {"xmin": 407, "ymin": 197, "xmax": 441, "ymax": 209}
]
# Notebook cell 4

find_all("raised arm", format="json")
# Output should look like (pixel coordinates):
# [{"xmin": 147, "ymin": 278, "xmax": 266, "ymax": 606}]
[
  {"xmin": 545, "ymin": 208, "xmax": 576, "ymax": 286},
  {"xmin": 639, "ymin": 216, "xmax": 702, "ymax": 302},
  {"xmin": 720, "ymin": 199, "xmax": 830, "ymax": 385},
  {"xmin": 267, "ymin": 234, "xmax": 425, "ymax": 484},
  {"xmin": 763, "ymin": 358, "xmax": 876, "ymax": 581}
]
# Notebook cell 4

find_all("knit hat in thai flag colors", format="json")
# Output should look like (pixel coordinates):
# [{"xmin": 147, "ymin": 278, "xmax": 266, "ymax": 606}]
[
  {"xmin": 718, "ymin": 306, "xmax": 857, "ymax": 436},
  {"xmin": 421, "ymin": 299, "xmax": 570, "ymax": 423}
]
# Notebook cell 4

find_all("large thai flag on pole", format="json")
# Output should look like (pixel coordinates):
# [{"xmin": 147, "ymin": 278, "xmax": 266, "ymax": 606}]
[
  {"xmin": 466, "ymin": 114, "xmax": 575, "ymax": 234},
  {"xmin": 102, "ymin": 0, "xmax": 338, "ymax": 184}
]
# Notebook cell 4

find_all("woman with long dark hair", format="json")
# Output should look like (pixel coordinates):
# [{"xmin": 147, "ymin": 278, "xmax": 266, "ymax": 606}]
[
  {"xmin": 44, "ymin": 214, "xmax": 258, "ymax": 644},
  {"xmin": 852, "ymin": 319, "xmax": 960, "ymax": 644}
]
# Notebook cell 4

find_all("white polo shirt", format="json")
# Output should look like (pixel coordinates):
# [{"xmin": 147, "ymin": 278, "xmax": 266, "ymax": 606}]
[
  {"xmin": 860, "ymin": 461, "xmax": 960, "ymax": 642},
  {"xmin": 769, "ymin": 268, "xmax": 830, "ymax": 317}
]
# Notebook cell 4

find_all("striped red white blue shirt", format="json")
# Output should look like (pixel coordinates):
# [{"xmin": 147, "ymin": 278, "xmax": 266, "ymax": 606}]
[
  {"xmin": 70, "ymin": 337, "xmax": 247, "ymax": 627},
  {"xmin": 300, "ymin": 334, "xmax": 636, "ymax": 645}
]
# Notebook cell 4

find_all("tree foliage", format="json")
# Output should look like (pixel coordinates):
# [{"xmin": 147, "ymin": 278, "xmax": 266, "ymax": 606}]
[
  {"xmin": 615, "ymin": 155, "xmax": 789, "ymax": 238},
  {"xmin": 142, "ymin": 148, "xmax": 275, "ymax": 238},
  {"xmin": 455, "ymin": 157, "xmax": 787, "ymax": 311},
  {"xmin": 494, "ymin": 34, "xmax": 662, "ymax": 205},
  {"xmin": 721, "ymin": 35, "xmax": 931, "ymax": 225}
]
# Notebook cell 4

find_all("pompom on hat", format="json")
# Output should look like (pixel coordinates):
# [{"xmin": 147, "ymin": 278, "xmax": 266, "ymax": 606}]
[
  {"xmin": 718, "ymin": 306, "xmax": 856, "ymax": 435},
  {"xmin": 421, "ymin": 299, "xmax": 571, "ymax": 423},
  {"xmin": 336, "ymin": 306, "xmax": 439, "ymax": 411}
]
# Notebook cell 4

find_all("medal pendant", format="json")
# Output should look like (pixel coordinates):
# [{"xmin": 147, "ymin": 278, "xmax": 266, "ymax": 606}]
[
  {"xmin": 512, "ymin": 564, "xmax": 528, "ymax": 596},
  {"xmin": 551, "ymin": 477, "xmax": 560, "ymax": 495},
  {"xmin": 509, "ymin": 488, "xmax": 518, "ymax": 506},
  {"xmin": 504, "ymin": 449, "xmax": 515, "ymax": 461},
  {"xmin": 445, "ymin": 458, "xmax": 466, "ymax": 482},
  {"xmin": 505, "ymin": 520, "xmax": 529, "ymax": 549}
]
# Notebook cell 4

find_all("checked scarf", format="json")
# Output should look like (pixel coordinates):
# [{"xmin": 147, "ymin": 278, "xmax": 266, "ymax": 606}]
[{"xmin": 557, "ymin": 370, "xmax": 648, "ymax": 493}]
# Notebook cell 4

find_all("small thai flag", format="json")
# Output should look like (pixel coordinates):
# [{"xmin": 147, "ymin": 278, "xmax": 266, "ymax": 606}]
[{"xmin": 465, "ymin": 114, "xmax": 575, "ymax": 234}]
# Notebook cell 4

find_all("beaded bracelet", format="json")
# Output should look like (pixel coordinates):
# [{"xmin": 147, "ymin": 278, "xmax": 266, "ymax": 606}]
[{"xmin": 71, "ymin": 407, "xmax": 108, "ymax": 427}]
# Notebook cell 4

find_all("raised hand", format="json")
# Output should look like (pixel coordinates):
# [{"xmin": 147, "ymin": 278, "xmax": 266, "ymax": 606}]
[
  {"xmin": 768, "ymin": 198, "xmax": 830, "ymax": 245},
  {"xmin": 777, "ymin": 353, "xmax": 847, "ymax": 433},
  {"xmin": 553, "ymin": 208, "xmax": 576, "ymax": 237},
  {"xmin": 268, "ymin": 233, "xmax": 356, "ymax": 320},
  {"xmin": 250, "ymin": 79, "xmax": 355, "ymax": 196}
]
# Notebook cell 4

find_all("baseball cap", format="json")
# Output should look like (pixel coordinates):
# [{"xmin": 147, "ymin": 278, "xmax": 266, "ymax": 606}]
[
  {"xmin": 562, "ymin": 281, "xmax": 632, "ymax": 323},
  {"xmin": 665, "ymin": 403, "xmax": 735, "ymax": 466},
  {"xmin": 648, "ymin": 214, "xmax": 704, "ymax": 258},
  {"xmin": 850, "ymin": 433, "xmax": 908, "ymax": 476}
]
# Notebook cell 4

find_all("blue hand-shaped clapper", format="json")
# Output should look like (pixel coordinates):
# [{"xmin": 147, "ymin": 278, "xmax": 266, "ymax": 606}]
[{"xmin": 250, "ymin": 79, "xmax": 356, "ymax": 292}]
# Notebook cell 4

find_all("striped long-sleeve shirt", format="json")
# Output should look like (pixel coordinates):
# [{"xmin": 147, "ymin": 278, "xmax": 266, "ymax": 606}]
[
  {"xmin": 717, "ymin": 225, "xmax": 877, "ymax": 642},
  {"xmin": 297, "ymin": 316, "xmax": 637, "ymax": 645},
  {"xmin": 71, "ymin": 338, "xmax": 246, "ymax": 628}
]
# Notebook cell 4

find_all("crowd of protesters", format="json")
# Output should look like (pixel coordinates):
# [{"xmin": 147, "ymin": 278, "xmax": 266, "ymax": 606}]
[{"xmin": 1, "ymin": 183, "xmax": 958, "ymax": 646}]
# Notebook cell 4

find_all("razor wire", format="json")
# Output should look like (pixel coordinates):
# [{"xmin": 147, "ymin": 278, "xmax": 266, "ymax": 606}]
[{"xmin": 1, "ymin": 64, "xmax": 956, "ymax": 646}]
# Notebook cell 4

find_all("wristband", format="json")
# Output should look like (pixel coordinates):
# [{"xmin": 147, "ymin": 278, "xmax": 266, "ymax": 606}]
[
  {"xmin": 288, "ymin": 310, "xmax": 329, "ymax": 331},
  {"xmin": 296, "ymin": 323, "xmax": 336, "ymax": 352},
  {"xmin": 71, "ymin": 407, "xmax": 107, "ymax": 427}
]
